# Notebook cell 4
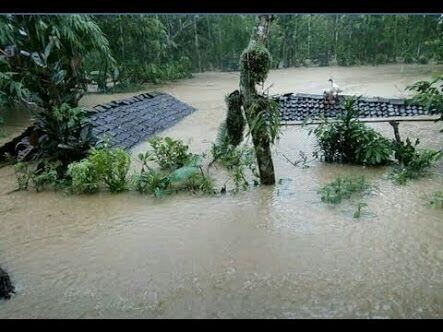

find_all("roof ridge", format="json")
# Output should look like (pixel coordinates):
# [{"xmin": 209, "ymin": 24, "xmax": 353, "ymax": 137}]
[{"xmin": 87, "ymin": 91, "xmax": 165, "ymax": 114}]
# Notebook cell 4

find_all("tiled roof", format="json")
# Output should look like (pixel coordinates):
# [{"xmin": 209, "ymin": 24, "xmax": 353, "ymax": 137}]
[
  {"xmin": 274, "ymin": 93, "xmax": 437, "ymax": 122},
  {"xmin": 86, "ymin": 92, "xmax": 197, "ymax": 150}
]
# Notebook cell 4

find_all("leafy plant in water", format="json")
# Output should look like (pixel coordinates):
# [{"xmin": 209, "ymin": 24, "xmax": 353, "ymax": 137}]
[
  {"xmin": 14, "ymin": 162, "xmax": 31, "ymax": 190},
  {"xmin": 132, "ymin": 137, "xmax": 215, "ymax": 197},
  {"xmin": 148, "ymin": 136, "xmax": 194, "ymax": 170},
  {"xmin": 312, "ymin": 97, "xmax": 392, "ymax": 166},
  {"xmin": 32, "ymin": 103, "xmax": 95, "ymax": 174},
  {"xmin": 389, "ymin": 148, "xmax": 442, "ymax": 185},
  {"xmin": 67, "ymin": 159, "xmax": 100, "ymax": 194},
  {"xmin": 428, "ymin": 191, "xmax": 443, "ymax": 209},
  {"xmin": 318, "ymin": 175, "xmax": 371, "ymax": 204},
  {"xmin": 15, "ymin": 161, "xmax": 58, "ymax": 191},
  {"xmin": 31, "ymin": 163, "xmax": 58, "ymax": 192},
  {"xmin": 67, "ymin": 145, "xmax": 130, "ymax": 193},
  {"xmin": 353, "ymin": 202, "xmax": 368, "ymax": 218},
  {"xmin": 211, "ymin": 134, "xmax": 259, "ymax": 192},
  {"xmin": 88, "ymin": 147, "xmax": 130, "ymax": 192}
]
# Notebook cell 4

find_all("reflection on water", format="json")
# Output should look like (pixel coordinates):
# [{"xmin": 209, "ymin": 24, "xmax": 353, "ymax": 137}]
[{"xmin": 0, "ymin": 65, "xmax": 442, "ymax": 318}]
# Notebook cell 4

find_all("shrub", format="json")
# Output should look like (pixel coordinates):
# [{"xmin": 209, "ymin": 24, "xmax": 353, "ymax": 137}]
[
  {"xmin": 312, "ymin": 97, "xmax": 393, "ymax": 166},
  {"xmin": 390, "ymin": 148, "xmax": 442, "ymax": 185},
  {"xmin": 31, "ymin": 164, "xmax": 58, "ymax": 192},
  {"xmin": 428, "ymin": 191, "xmax": 443, "ymax": 209},
  {"xmin": 33, "ymin": 103, "xmax": 96, "ymax": 174},
  {"xmin": 132, "ymin": 137, "xmax": 216, "ymax": 197},
  {"xmin": 88, "ymin": 147, "xmax": 130, "ymax": 192},
  {"xmin": 67, "ymin": 159, "xmax": 100, "ymax": 194},
  {"xmin": 211, "ymin": 133, "xmax": 259, "ymax": 191},
  {"xmin": 132, "ymin": 165, "xmax": 214, "ymax": 198},
  {"xmin": 183, "ymin": 172, "xmax": 216, "ymax": 195},
  {"xmin": 131, "ymin": 169, "xmax": 171, "ymax": 198},
  {"xmin": 318, "ymin": 175, "xmax": 371, "ymax": 204},
  {"xmin": 148, "ymin": 136, "xmax": 193, "ymax": 170},
  {"xmin": 15, "ymin": 161, "xmax": 58, "ymax": 191},
  {"xmin": 15, "ymin": 162, "xmax": 32, "ymax": 190},
  {"xmin": 67, "ymin": 146, "xmax": 130, "ymax": 193}
]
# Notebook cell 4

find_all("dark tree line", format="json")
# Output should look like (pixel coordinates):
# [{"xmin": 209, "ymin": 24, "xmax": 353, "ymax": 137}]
[{"xmin": 88, "ymin": 14, "xmax": 443, "ymax": 86}]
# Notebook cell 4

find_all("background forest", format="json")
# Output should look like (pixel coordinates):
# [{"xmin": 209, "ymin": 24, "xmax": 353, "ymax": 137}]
[{"xmin": 88, "ymin": 14, "xmax": 443, "ymax": 88}]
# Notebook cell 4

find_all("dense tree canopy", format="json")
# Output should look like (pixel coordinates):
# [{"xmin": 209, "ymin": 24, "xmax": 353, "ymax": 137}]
[
  {"xmin": 81, "ymin": 14, "xmax": 443, "ymax": 88},
  {"xmin": 0, "ymin": 14, "xmax": 113, "ymax": 109},
  {"xmin": 1, "ymin": 14, "xmax": 442, "ymax": 100}
]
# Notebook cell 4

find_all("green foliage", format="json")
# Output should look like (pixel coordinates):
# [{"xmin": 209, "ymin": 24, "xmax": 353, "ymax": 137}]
[
  {"xmin": 312, "ymin": 97, "xmax": 392, "ymax": 166},
  {"xmin": 148, "ymin": 136, "xmax": 194, "ymax": 171},
  {"xmin": 0, "ymin": 58, "xmax": 30, "ymax": 108},
  {"xmin": 211, "ymin": 137, "xmax": 258, "ymax": 191},
  {"xmin": 132, "ymin": 137, "xmax": 215, "ymax": 197},
  {"xmin": 14, "ymin": 161, "xmax": 58, "ymax": 191},
  {"xmin": 67, "ymin": 146, "xmax": 130, "ymax": 193},
  {"xmin": 131, "ymin": 169, "xmax": 171, "ymax": 198},
  {"xmin": 0, "ymin": 15, "xmax": 114, "ymax": 109},
  {"xmin": 240, "ymin": 42, "xmax": 272, "ymax": 84},
  {"xmin": 428, "ymin": 191, "xmax": 443, "ymax": 209},
  {"xmin": 67, "ymin": 159, "xmax": 100, "ymax": 194},
  {"xmin": 318, "ymin": 175, "xmax": 371, "ymax": 204},
  {"xmin": 390, "ymin": 148, "xmax": 442, "ymax": 185},
  {"xmin": 225, "ymin": 90, "xmax": 245, "ymax": 147},
  {"xmin": 31, "ymin": 163, "xmax": 58, "ymax": 192},
  {"xmin": 32, "ymin": 103, "xmax": 95, "ymax": 173},
  {"xmin": 353, "ymin": 202, "xmax": 368, "ymax": 218},
  {"xmin": 247, "ymin": 95, "xmax": 281, "ymax": 145},
  {"xmin": 88, "ymin": 147, "xmax": 130, "ymax": 192},
  {"xmin": 392, "ymin": 137, "xmax": 420, "ymax": 166},
  {"xmin": 182, "ymin": 171, "xmax": 216, "ymax": 195},
  {"xmin": 14, "ymin": 162, "xmax": 31, "ymax": 190},
  {"xmin": 406, "ymin": 76, "xmax": 443, "ymax": 120}
]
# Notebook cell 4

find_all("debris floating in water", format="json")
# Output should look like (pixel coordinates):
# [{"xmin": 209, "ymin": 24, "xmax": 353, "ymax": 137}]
[{"xmin": 0, "ymin": 266, "xmax": 14, "ymax": 300}]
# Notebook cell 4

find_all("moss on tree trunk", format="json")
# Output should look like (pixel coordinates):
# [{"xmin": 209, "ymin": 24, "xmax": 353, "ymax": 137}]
[{"xmin": 239, "ymin": 15, "xmax": 276, "ymax": 185}]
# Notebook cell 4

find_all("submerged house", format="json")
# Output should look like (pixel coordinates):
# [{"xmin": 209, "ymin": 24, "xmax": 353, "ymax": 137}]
[
  {"xmin": 274, "ymin": 93, "xmax": 434, "ymax": 123},
  {"xmin": 0, "ymin": 92, "xmax": 197, "ymax": 161},
  {"xmin": 0, "ymin": 91, "xmax": 436, "ymax": 161}
]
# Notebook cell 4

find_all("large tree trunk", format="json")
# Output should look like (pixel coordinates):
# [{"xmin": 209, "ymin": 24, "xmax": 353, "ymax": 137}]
[
  {"xmin": 193, "ymin": 15, "xmax": 202, "ymax": 72},
  {"xmin": 240, "ymin": 15, "xmax": 275, "ymax": 185}
]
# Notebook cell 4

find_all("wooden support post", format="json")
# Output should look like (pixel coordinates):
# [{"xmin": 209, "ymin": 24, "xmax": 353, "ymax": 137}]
[{"xmin": 389, "ymin": 120, "xmax": 401, "ymax": 143}]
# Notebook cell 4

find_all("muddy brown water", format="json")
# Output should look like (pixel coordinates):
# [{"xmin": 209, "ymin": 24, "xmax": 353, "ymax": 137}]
[{"xmin": 1, "ymin": 64, "xmax": 442, "ymax": 318}]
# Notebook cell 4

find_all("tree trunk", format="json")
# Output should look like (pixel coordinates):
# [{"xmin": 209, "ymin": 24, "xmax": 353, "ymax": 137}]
[
  {"xmin": 240, "ymin": 15, "xmax": 275, "ymax": 185},
  {"xmin": 193, "ymin": 15, "xmax": 201, "ymax": 72}
]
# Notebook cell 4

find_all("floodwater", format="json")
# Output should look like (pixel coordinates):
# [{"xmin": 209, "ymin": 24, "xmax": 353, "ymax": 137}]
[{"xmin": 1, "ymin": 64, "xmax": 442, "ymax": 318}]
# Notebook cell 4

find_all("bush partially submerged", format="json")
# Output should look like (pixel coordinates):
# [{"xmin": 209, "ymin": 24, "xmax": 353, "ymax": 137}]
[
  {"xmin": 212, "ymin": 124, "xmax": 259, "ymax": 191},
  {"xmin": 67, "ymin": 146, "xmax": 130, "ymax": 193},
  {"xmin": 312, "ymin": 97, "xmax": 392, "ymax": 166},
  {"xmin": 428, "ymin": 191, "xmax": 443, "ymax": 209},
  {"xmin": 318, "ymin": 175, "xmax": 371, "ymax": 204},
  {"xmin": 390, "ymin": 144, "xmax": 442, "ymax": 185},
  {"xmin": 33, "ymin": 103, "xmax": 95, "ymax": 174},
  {"xmin": 15, "ymin": 161, "xmax": 59, "ymax": 191},
  {"xmin": 131, "ymin": 137, "xmax": 216, "ymax": 198},
  {"xmin": 148, "ymin": 136, "xmax": 194, "ymax": 170}
]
